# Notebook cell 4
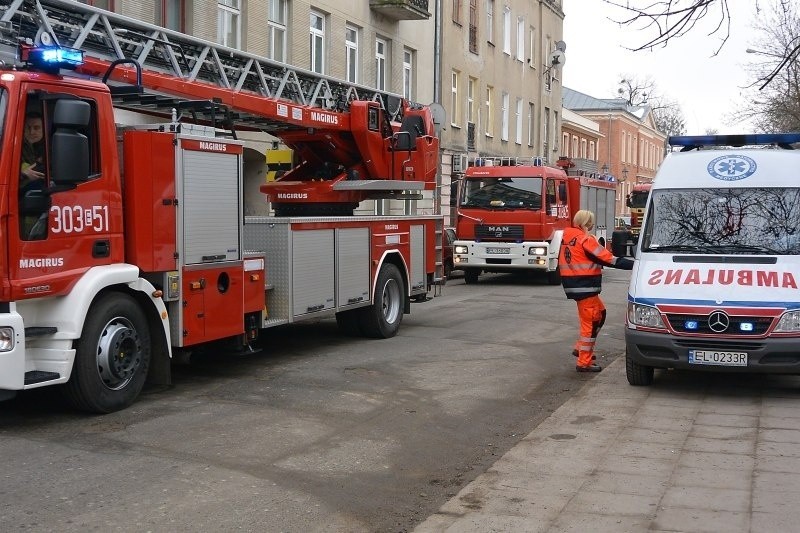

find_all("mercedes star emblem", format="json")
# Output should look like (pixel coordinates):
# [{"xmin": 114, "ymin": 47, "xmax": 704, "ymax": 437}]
[{"xmin": 707, "ymin": 310, "xmax": 730, "ymax": 333}]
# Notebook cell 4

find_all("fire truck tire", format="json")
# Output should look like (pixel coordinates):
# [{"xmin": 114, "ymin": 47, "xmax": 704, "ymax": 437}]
[
  {"xmin": 463, "ymin": 269, "xmax": 480, "ymax": 284},
  {"xmin": 546, "ymin": 269, "xmax": 561, "ymax": 285},
  {"xmin": 359, "ymin": 263, "xmax": 404, "ymax": 338},
  {"xmin": 64, "ymin": 293, "xmax": 151, "ymax": 413},
  {"xmin": 625, "ymin": 351, "xmax": 654, "ymax": 386}
]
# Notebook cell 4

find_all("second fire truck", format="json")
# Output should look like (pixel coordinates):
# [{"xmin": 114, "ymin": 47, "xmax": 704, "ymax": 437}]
[{"xmin": 453, "ymin": 158, "xmax": 617, "ymax": 284}]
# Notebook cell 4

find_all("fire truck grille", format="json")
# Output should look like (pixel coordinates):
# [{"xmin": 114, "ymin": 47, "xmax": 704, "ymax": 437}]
[
  {"xmin": 474, "ymin": 225, "xmax": 524, "ymax": 241},
  {"xmin": 666, "ymin": 314, "xmax": 773, "ymax": 335}
]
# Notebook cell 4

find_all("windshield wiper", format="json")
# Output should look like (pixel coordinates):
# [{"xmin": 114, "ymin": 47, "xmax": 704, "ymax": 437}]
[
  {"xmin": 701, "ymin": 244, "xmax": 782, "ymax": 255},
  {"xmin": 644, "ymin": 244, "xmax": 711, "ymax": 253}
]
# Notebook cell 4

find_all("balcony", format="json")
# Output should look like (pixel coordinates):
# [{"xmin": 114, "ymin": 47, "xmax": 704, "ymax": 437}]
[{"xmin": 370, "ymin": 0, "xmax": 431, "ymax": 20}]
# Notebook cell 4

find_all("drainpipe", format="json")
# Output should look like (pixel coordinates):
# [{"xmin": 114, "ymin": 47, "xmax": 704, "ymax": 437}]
[{"xmin": 433, "ymin": 0, "xmax": 442, "ymax": 104}]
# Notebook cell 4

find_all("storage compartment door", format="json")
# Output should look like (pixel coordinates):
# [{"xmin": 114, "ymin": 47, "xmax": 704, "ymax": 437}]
[
  {"xmin": 336, "ymin": 227, "xmax": 370, "ymax": 308},
  {"xmin": 182, "ymin": 149, "xmax": 241, "ymax": 264},
  {"xmin": 292, "ymin": 229, "xmax": 335, "ymax": 316},
  {"xmin": 410, "ymin": 224, "xmax": 426, "ymax": 292}
]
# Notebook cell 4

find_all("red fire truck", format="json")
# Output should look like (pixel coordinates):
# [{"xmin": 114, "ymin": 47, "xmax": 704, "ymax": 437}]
[
  {"xmin": 0, "ymin": 0, "xmax": 444, "ymax": 412},
  {"xmin": 453, "ymin": 158, "xmax": 617, "ymax": 284}
]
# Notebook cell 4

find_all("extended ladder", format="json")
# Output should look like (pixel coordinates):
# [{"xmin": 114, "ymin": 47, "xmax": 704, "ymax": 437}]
[{"xmin": 0, "ymin": 0, "xmax": 407, "ymax": 131}]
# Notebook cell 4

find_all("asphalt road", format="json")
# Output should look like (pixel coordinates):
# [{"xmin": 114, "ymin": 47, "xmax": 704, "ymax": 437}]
[{"xmin": 0, "ymin": 269, "xmax": 633, "ymax": 532}]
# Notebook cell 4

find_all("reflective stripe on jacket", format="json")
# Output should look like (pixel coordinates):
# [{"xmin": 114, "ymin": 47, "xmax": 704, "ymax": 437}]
[{"xmin": 558, "ymin": 226, "xmax": 631, "ymax": 300}]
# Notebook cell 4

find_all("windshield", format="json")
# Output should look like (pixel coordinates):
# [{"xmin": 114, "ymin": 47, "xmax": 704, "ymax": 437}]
[
  {"xmin": 460, "ymin": 177, "xmax": 543, "ymax": 210},
  {"xmin": 641, "ymin": 188, "xmax": 800, "ymax": 255}
]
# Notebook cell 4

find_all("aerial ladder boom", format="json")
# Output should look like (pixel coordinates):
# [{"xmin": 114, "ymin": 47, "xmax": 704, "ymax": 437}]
[{"xmin": 0, "ymin": 0, "xmax": 440, "ymax": 215}]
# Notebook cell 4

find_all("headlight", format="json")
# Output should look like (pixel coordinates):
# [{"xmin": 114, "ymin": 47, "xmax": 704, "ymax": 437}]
[
  {"xmin": 628, "ymin": 302, "xmax": 666, "ymax": 329},
  {"xmin": 528, "ymin": 246, "xmax": 547, "ymax": 255},
  {"xmin": 454, "ymin": 245, "xmax": 469, "ymax": 254},
  {"xmin": 775, "ymin": 310, "xmax": 800, "ymax": 332},
  {"xmin": 0, "ymin": 327, "xmax": 14, "ymax": 351}
]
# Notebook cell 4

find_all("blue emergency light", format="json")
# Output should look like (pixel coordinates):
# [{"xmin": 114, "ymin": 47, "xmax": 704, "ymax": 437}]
[
  {"xmin": 26, "ymin": 47, "xmax": 84, "ymax": 71},
  {"xmin": 669, "ymin": 133, "xmax": 800, "ymax": 149}
]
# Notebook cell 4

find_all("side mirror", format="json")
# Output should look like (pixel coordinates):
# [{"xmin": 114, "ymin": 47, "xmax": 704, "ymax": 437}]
[
  {"xmin": 611, "ymin": 229, "xmax": 634, "ymax": 258},
  {"xmin": 50, "ymin": 99, "xmax": 91, "ymax": 185}
]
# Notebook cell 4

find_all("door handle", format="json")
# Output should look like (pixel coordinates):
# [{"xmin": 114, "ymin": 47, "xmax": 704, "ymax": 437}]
[{"xmin": 92, "ymin": 239, "xmax": 110, "ymax": 258}]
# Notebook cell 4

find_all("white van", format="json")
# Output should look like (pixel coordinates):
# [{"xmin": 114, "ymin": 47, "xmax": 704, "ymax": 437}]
[{"xmin": 624, "ymin": 134, "xmax": 800, "ymax": 385}]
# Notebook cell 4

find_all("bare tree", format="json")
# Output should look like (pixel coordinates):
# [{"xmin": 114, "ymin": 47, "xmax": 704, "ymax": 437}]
[
  {"xmin": 617, "ymin": 75, "xmax": 687, "ymax": 137},
  {"xmin": 602, "ymin": 0, "xmax": 737, "ymax": 54},
  {"xmin": 736, "ymin": 1, "xmax": 800, "ymax": 132}
]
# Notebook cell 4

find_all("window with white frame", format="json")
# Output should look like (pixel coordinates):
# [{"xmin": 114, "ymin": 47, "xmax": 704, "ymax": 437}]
[
  {"xmin": 309, "ymin": 11, "xmax": 325, "ymax": 74},
  {"xmin": 515, "ymin": 98, "xmax": 522, "ymax": 144},
  {"xmin": 375, "ymin": 38, "xmax": 387, "ymax": 90},
  {"xmin": 403, "ymin": 48, "xmax": 413, "ymax": 100},
  {"xmin": 486, "ymin": 0, "xmax": 494, "ymax": 43},
  {"xmin": 485, "ymin": 86, "xmax": 494, "ymax": 136},
  {"xmin": 543, "ymin": 106, "xmax": 550, "ymax": 152},
  {"xmin": 268, "ymin": 0, "xmax": 287, "ymax": 62},
  {"xmin": 217, "ymin": 0, "xmax": 241, "ymax": 48},
  {"xmin": 346, "ymin": 25, "xmax": 359, "ymax": 83},
  {"xmin": 501, "ymin": 92, "xmax": 509, "ymax": 141},
  {"xmin": 516, "ymin": 17, "xmax": 524, "ymax": 61},
  {"xmin": 502, "ymin": 6, "xmax": 511, "ymax": 55},
  {"xmin": 527, "ymin": 102, "xmax": 534, "ymax": 146},
  {"xmin": 589, "ymin": 141, "xmax": 596, "ymax": 160},
  {"xmin": 529, "ymin": 25, "xmax": 535, "ymax": 67},
  {"xmin": 451, "ymin": 70, "xmax": 460, "ymax": 126},
  {"xmin": 156, "ymin": 0, "xmax": 184, "ymax": 32},
  {"xmin": 467, "ymin": 77, "xmax": 477, "ymax": 124}
]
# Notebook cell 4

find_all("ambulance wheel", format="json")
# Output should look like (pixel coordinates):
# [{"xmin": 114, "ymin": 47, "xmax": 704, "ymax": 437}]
[
  {"xmin": 464, "ymin": 269, "xmax": 480, "ymax": 284},
  {"xmin": 64, "ymin": 293, "xmax": 151, "ymax": 413},
  {"xmin": 625, "ymin": 351, "xmax": 654, "ymax": 386},
  {"xmin": 359, "ymin": 263, "xmax": 404, "ymax": 338}
]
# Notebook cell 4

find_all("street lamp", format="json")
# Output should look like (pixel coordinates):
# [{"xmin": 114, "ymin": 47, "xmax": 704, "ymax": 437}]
[
  {"xmin": 746, "ymin": 48, "xmax": 783, "ymax": 58},
  {"xmin": 601, "ymin": 163, "xmax": 609, "ymax": 176}
]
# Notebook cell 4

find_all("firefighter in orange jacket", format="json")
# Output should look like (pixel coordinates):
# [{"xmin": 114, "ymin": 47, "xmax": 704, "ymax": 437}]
[{"xmin": 558, "ymin": 210, "xmax": 634, "ymax": 372}]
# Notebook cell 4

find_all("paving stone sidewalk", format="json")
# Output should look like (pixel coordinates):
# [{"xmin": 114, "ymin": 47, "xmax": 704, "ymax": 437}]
[{"xmin": 415, "ymin": 358, "xmax": 800, "ymax": 533}]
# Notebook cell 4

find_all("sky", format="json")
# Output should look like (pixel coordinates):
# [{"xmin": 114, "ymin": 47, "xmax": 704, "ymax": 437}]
[{"xmin": 562, "ymin": 1, "xmax": 761, "ymax": 135}]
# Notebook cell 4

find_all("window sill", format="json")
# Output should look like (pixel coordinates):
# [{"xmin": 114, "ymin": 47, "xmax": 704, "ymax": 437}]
[{"xmin": 450, "ymin": 124, "xmax": 461, "ymax": 129}]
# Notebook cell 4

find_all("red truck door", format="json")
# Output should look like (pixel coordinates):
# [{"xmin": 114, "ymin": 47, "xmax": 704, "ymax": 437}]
[{"xmin": 10, "ymin": 85, "xmax": 123, "ymax": 301}]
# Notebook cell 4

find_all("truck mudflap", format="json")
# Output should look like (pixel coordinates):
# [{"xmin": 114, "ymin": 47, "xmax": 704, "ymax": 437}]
[
  {"xmin": 626, "ymin": 328, "xmax": 800, "ymax": 373},
  {"xmin": 0, "ymin": 309, "xmax": 28, "ymax": 390}
]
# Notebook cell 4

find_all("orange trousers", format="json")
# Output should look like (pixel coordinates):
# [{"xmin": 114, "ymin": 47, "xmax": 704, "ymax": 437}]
[{"xmin": 573, "ymin": 295, "xmax": 607, "ymax": 367}]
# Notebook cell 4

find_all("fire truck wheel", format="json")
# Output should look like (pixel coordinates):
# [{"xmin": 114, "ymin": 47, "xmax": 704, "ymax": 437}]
[
  {"xmin": 463, "ymin": 269, "xmax": 480, "ymax": 284},
  {"xmin": 359, "ymin": 263, "xmax": 404, "ymax": 338},
  {"xmin": 64, "ymin": 293, "xmax": 151, "ymax": 413},
  {"xmin": 546, "ymin": 269, "xmax": 561, "ymax": 285},
  {"xmin": 625, "ymin": 351, "xmax": 654, "ymax": 386}
]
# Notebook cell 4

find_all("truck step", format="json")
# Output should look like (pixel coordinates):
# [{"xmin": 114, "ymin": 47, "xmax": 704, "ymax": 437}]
[
  {"xmin": 24, "ymin": 327, "xmax": 58, "ymax": 337},
  {"xmin": 24, "ymin": 371, "xmax": 60, "ymax": 385}
]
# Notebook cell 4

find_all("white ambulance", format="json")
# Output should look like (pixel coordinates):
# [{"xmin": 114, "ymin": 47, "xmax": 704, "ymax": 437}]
[{"xmin": 624, "ymin": 134, "xmax": 800, "ymax": 385}]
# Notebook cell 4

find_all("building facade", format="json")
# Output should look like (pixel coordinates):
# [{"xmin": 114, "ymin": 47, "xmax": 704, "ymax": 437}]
[
  {"xmin": 559, "ymin": 108, "xmax": 601, "ymax": 176},
  {"xmin": 440, "ymin": 0, "xmax": 565, "ymax": 223},
  {"xmin": 562, "ymin": 87, "xmax": 666, "ymax": 217}
]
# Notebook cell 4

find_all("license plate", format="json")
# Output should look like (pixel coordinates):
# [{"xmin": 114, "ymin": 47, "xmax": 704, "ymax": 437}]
[
  {"xmin": 486, "ymin": 247, "xmax": 510, "ymax": 254},
  {"xmin": 688, "ymin": 350, "xmax": 748, "ymax": 367}
]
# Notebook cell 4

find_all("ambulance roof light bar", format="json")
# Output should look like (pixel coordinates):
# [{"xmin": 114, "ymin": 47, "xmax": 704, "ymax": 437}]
[
  {"xmin": 669, "ymin": 133, "xmax": 800, "ymax": 152},
  {"xmin": 25, "ymin": 46, "xmax": 84, "ymax": 73}
]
